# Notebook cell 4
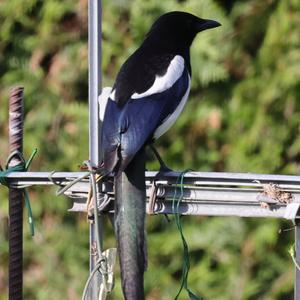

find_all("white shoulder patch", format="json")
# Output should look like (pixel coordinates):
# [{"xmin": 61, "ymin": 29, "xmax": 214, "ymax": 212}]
[
  {"xmin": 131, "ymin": 55, "xmax": 185, "ymax": 99},
  {"xmin": 98, "ymin": 87, "xmax": 113, "ymax": 121}
]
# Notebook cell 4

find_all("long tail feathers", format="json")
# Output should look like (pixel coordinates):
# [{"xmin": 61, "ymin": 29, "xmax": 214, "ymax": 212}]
[{"xmin": 114, "ymin": 149, "xmax": 147, "ymax": 300}]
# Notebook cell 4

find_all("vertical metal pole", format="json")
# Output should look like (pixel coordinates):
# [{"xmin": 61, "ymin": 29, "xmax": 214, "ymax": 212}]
[
  {"xmin": 8, "ymin": 87, "xmax": 24, "ymax": 300},
  {"xmin": 295, "ymin": 221, "xmax": 300, "ymax": 300},
  {"xmin": 88, "ymin": 0, "xmax": 101, "ymax": 160},
  {"xmin": 88, "ymin": 0, "xmax": 102, "ymax": 298}
]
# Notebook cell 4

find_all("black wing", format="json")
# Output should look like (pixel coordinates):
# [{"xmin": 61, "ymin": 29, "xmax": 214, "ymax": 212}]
[
  {"xmin": 101, "ymin": 67, "xmax": 190, "ymax": 174},
  {"xmin": 113, "ymin": 51, "xmax": 175, "ymax": 107}
]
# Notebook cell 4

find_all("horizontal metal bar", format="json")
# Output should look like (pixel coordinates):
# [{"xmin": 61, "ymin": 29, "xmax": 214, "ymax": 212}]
[
  {"xmin": 149, "ymin": 186, "xmax": 300, "ymax": 203},
  {"xmin": 68, "ymin": 197, "xmax": 299, "ymax": 219},
  {"xmin": 5, "ymin": 171, "xmax": 300, "ymax": 185},
  {"xmin": 146, "ymin": 171, "xmax": 300, "ymax": 184},
  {"xmin": 3, "ymin": 171, "xmax": 300, "ymax": 219},
  {"xmin": 6, "ymin": 171, "xmax": 300, "ymax": 198},
  {"xmin": 65, "ymin": 182, "xmax": 300, "ymax": 219},
  {"xmin": 52, "ymin": 183, "xmax": 300, "ymax": 206},
  {"xmin": 5, "ymin": 172, "xmax": 87, "ymax": 185},
  {"xmin": 152, "ymin": 201, "xmax": 288, "ymax": 218}
]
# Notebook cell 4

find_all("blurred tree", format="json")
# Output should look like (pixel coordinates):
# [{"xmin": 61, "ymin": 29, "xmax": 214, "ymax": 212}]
[{"xmin": 0, "ymin": 0, "xmax": 298, "ymax": 299}]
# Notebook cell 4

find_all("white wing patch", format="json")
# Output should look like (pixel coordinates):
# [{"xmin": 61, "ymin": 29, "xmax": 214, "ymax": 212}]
[
  {"xmin": 98, "ymin": 87, "xmax": 113, "ymax": 121},
  {"xmin": 154, "ymin": 75, "xmax": 191, "ymax": 139},
  {"xmin": 131, "ymin": 55, "xmax": 185, "ymax": 99}
]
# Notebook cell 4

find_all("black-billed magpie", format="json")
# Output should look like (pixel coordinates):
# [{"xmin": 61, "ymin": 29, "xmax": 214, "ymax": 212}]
[
  {"xmin": 99, "ymin": 11, "xmax": 220, "ymax": 300},
  {"xmin": 101, "ymin": 11, "xmax": 221, "ymax": 174}
]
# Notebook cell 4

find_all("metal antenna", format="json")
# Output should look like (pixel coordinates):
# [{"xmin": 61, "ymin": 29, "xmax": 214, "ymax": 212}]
[{"xmin": 88, "ymin": 0, "xmax": 102, "ymax": 298}]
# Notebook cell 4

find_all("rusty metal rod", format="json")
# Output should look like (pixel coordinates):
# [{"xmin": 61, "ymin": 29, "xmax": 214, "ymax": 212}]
[{"xmin": 8, "ymin": 86, "xmax": 24, "ymax": 300}]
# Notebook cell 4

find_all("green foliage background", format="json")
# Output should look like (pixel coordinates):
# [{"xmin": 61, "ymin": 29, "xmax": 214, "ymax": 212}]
[{"xmin": 0, "ymin": 0, "xmax": 299, "ymax": 299}]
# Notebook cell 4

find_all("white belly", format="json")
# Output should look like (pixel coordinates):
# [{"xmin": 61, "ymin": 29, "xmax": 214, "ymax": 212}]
[{"xmin": 154, "ymin": 76, "xmax": 191, "ymax": 139}]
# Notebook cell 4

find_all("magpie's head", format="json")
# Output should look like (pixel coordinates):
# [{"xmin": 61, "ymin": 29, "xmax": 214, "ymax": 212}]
[{"xmin": 145, "ymin": 11, "xmax": 221, "ymax": 50}]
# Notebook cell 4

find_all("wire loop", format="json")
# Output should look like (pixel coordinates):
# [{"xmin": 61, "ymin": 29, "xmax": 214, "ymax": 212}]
[
  {"xmin": 172, "ymin": 169, "xmax": 201, "ymax": 300},
  {"xmin": 0, "ymin": 148, "xmax": 37, "ymax": 236}
]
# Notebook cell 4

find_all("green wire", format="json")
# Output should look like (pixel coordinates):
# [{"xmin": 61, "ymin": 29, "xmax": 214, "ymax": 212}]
[
  {"xmin": 0, "ymin": 148, "xmax": 37, "ymax": 237},
  {"xmin": 172, "ymin": 170, "xmax": 201, "ymax": 300},
  {"xmin": 24, "ymin": 190, "xmax": 35, "ymax": 236},
  {"xmin": 24, "ymin": 148, "xmax": 37, "ymax": 236},
  {"xmin": 25, "ymin": 148, "xmax": 38, "ymax": 171},
  {"xmin": 0, "ymin": 164, "xmax": 24, "ymax": 186},
  {"xmin": 289, "ymin": 243, "xmax": 300, "ymax": 271}
]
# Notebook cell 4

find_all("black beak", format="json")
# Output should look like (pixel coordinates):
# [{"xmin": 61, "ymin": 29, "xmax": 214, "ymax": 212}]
[{"xmin": 197, "ymin": 19, "xmax": 221, "ymax": 32}]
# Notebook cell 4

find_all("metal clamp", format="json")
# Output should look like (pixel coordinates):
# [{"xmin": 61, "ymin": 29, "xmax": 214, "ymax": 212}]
[{"xmin": 148, "ymin": 181, "xmax": 158, "ymax": 214}]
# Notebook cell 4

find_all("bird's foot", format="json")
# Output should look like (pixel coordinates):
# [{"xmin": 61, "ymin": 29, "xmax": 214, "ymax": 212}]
[
  {"xmin": 155, "ymin": 164, "xmax": 174, "ymax": 180},
  {"xmin": 148, "ymin": 144, "xmax": 174, "ymax": 178}
]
